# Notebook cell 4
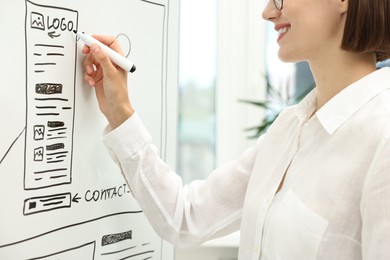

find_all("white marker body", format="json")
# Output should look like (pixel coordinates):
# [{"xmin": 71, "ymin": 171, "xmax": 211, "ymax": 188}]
[{"xmin": 77, "ymin": 32, "xmax": 136, "ymax": 73}]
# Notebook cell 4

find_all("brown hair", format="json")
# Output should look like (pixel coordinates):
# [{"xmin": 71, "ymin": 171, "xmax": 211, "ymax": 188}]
[{"xmin": 341, "ymin": 0, "xmax": 390, "ymax": 62}]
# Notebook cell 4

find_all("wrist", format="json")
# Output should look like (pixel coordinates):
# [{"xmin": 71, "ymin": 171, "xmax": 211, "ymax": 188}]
[{"xmin": 108, "ymin": 104, "xmax": 134, "ymax": 129}]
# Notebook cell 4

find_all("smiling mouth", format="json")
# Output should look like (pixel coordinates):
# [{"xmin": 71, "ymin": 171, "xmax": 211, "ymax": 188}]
[{"xmin": 276, "ymin": 26, "xmax": 290, "ymax": 42}]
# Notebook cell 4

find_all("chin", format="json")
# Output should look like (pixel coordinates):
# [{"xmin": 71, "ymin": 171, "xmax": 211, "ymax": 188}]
[
  {"xmin": 278, "ymin": 54, "xmax": 300, "ymax": 63},
  {"xmin": 277, "ymin": 49, "xmax": 304, "ymax": 63}
]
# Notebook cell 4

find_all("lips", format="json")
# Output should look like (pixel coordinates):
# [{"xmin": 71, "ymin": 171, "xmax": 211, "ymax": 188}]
[{"xmin": 274, "ymin": 24, "xmax": 291, "ymax": 42}]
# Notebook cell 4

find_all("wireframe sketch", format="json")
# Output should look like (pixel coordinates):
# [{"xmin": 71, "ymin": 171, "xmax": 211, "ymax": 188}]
[
  {"xmin": 0, "ymin": 0, "xmax": 178, "ymax": 259},
  {"xmin": 24, "ymin": 1, "xmax": 78, "ymax": 190}
]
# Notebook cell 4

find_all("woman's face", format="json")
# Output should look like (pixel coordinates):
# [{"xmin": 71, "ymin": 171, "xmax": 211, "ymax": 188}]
[{"xmin": 262, "ymin": 0, "xmax": 348, "ymax": 63}]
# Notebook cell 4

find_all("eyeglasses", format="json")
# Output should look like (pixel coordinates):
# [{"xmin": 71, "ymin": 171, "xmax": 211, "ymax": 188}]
[{"xmin": 273, "ymin": 0, "xmax": 283, "ymax": 10}]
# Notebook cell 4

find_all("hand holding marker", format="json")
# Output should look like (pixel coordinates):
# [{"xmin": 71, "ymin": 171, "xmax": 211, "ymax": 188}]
[{"xmin": 74, "ymin": 31, "xmax": 136, "ymax": 73}]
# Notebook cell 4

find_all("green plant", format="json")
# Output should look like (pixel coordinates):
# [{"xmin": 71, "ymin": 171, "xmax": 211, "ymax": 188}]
[{"xmin": 239, "ymin": 74, "xmax": 314, "ymax": 138}]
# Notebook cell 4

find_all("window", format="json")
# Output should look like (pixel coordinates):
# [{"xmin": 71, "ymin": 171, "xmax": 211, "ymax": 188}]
[
  {"xmin": 177, "ymin": 0, "xmax": 218, "ymax": 184},
  {"xmin": 177, "ymin": 1, "xmax": 266, "ymax": 184}
]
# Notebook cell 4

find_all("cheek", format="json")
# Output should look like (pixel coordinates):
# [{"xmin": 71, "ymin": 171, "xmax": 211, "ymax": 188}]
[{"xmin": 276, "ymin": 26, "xmax": 320, "ymax": 62}]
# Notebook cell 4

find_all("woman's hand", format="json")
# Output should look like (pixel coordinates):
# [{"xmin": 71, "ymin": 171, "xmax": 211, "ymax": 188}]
[{"xmin": 82, "ymin": 35, "xmax": 134, "ymax": 129}]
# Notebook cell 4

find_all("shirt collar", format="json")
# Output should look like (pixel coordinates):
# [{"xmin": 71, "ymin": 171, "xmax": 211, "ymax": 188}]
[
  {"xmin": 316, "ymin": 67, "xmax": 390, "ymax": 135},
  {"xmin": 295, "ymin": 87, "xmax": 317, "ymax": 124}
]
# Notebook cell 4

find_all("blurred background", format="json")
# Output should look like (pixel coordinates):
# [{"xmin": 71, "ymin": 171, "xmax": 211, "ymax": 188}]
[{"xmin": 175, "ymin": 0, "xmax": 390, "ymax": 259}]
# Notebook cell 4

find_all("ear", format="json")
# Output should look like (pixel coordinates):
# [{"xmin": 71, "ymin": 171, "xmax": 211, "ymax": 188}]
[{"xmin": 337, "ymin": 0, "xmax": 348, "ymax": 14}]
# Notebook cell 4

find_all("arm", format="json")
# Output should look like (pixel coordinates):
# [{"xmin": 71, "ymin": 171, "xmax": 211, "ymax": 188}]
[
  {"xmin": 103, "ymin": 114, "xmax": 261, "ymax": 247},
  {"xmin": 82, "ymin": 35, "xmax": 261, "ymax": 247}
]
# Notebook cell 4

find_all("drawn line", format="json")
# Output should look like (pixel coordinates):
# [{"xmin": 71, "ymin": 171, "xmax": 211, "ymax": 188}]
[
  {"xmin": 34, "ymin": 168, "xmax": 67, "ymax": 174},
  {"xmin": 141, "ymin": 0, "xmax": 165, "ymax": 7},
  {"xmin": 47, "ymin": 160, "xmax": 65, "ymax": 164},
  {"xmin": 34, "ymin": 62, "xmax": 56, "ymax": 66},
  {"xmin": 26, "ymin": 241, "xmax": 95, "ymax": 260},
  {"xmin": 36, "ymin": 113, "xmax": 60, "ymax": 116},
  {"xmin": 36, "ymin": 106, "xmax": 57, "ymax": 109},
  {"xmin": 0, "ymin": 211, "xmax": 143, "ymax": 248},
  {"xmin": 46, "ymin": 143, "xmax": 64, "ymax": 150},
  {"xmin": 35, "ymin": 98, "xmax": 68, "ymax": 101},
  {"xmin": 35, "ymin": 44, "xmax": 64, "ymax": 48},
  {"xmin": 47, "ymin": 137, "xmax": 67, "ymax": 140},
  {"xmin": 0, "ymin": 127, "xmax": 26, "ymax": 165},
  {"xmin": 119, "ymin": 250, "xmax": 155, "ymax": 260},
  {"xmin": 142, "ymin": 257, "xmax": 152, "ymax": 260},
  {"xmin": 50, "ymin": 175, "xmax": 67, "ymax": 179},
  {"xmin": 43, "ymin": 201, "xmax": 64, "ymax": 207},
  {"xmin": 35, "ymin": 70, "xmax": 45, "ymax": 73},
  {"xmin": 47, "ymin": 53, "xmax": 64, "ymax": 56},
  {"xmin": 101, "ymin": 246, "xmax": 137, "ymax": 256},
  {"xmin": 34, "ymin": 53, "xmax": 42, "ymax": 56},
  {"xmin": 39, "ymin": 196, "xmax": 67, "ymax": 202},
  {"xmin": 47, "ymin": 121, "xmax": 65, "ymax": 127},
  {"xmin": 163, "ymin": 1, "xmax": 169, "ymax": 162},
  {"xmin": 46, "ymin": 151, "xmax": 68, "ymax": 156},
  {"xmin": 48, "ymin": 127, "xmax": 67, "ymax": 132}
]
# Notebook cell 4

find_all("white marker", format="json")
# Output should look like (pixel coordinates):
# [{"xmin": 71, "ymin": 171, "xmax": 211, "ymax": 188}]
[{"xmin": 74, "ymin": 31, "xmax": 136, "ymax": 73}]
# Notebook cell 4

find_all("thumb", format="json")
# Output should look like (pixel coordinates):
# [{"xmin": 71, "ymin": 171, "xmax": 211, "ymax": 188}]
[{"xmin": 90, "ymin": 44, "xmax": 116, "ymax": 74}]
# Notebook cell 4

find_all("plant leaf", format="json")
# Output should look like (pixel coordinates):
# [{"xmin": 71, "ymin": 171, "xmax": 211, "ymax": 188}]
[{"xmin": 238, "ymin": 99, "xmax": 270, "ymax": 108}]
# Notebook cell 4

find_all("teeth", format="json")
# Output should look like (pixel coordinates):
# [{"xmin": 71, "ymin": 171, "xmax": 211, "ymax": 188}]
[{"xmin": 278, "ymin": 27, "xmax": 288, "ymax": 36}]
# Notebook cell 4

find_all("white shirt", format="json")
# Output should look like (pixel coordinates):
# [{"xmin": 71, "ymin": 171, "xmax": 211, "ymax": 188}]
[{"xmin": 103, "ymin": 67, "xmax": 390, "ymax": 260}]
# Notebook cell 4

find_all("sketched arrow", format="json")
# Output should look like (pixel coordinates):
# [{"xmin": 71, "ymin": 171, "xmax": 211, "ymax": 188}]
[
  {"xmin": 72, "ymin": 193, "xmax": 81, "ymax": 203},
  {"xmin": 48, "ymin": 31, "xmax": 61, "ymax": 38}
]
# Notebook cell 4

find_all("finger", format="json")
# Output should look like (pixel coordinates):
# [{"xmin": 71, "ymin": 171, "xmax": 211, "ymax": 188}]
[
  {"xmin": 90, "ymin": 44, "xmax": 117, "ymax": 77},
  {"xmin": 84, "ymin": 72, "xmax": 95, "ymax": 87},
  {"xmin": 91, "ymin": 34, "xmax": 125, "ymax": 56},
  {"xmin": 82, "ymin": 44, "xmax": 90, "ymax": 54},
  {"xmin": 83, "ymin": 64, "xmax": 104, "ymax": 86},
  {"xmin": 83, "ymin": 51, "xmax": 98, "ymax": 76},
  {"xmin": 83, "ymin": 53, "xmax": 103, "ymax": 86},
  {"xmin": 91, "ymin": 63, "xmax": 104, "ymax": 84}
]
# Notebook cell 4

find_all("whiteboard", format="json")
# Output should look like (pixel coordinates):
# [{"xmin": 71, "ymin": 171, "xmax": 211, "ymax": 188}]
[{"xmin": 0, "ymin": 0, "xmax": 179, "ymax": 259}]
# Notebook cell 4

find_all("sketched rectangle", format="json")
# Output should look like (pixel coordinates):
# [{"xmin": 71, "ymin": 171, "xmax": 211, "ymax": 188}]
[{"xmin": 23, "ymin": 192, "xmax": 71, "ymax": 215}]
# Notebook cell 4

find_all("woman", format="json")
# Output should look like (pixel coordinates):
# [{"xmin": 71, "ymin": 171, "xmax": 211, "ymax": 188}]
[{"xmin": 82, "ymin": 0, "xmax": 390, "ymax": 258}]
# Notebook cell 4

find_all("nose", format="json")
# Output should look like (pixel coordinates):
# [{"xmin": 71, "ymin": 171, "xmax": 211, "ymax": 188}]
[{"xmin": 262, "ymin": 0, "xmax": 280, "ymax": 21}]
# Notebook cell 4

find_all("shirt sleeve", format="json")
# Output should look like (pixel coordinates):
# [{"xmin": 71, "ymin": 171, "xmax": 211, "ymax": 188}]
[
  {"xmin": 361, "ymin": 131, "xmax": 390, "ymax": 259},
  {"xmin": 103, "ymin": 112, "xmax": 261, "ymax": 248}
]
